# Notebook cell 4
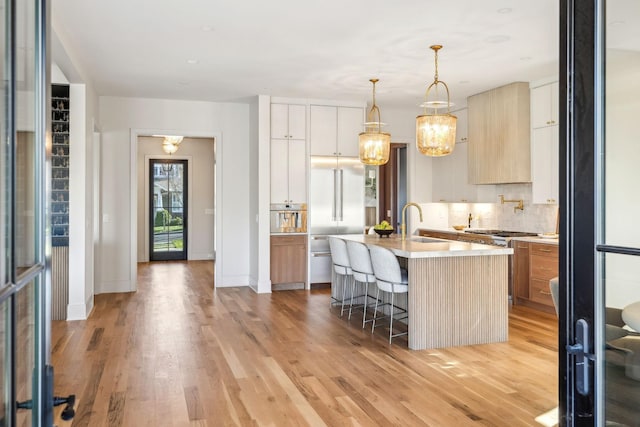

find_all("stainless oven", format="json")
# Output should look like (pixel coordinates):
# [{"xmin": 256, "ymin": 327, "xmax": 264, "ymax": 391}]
[{"xmin": 270, "ymin": 203, "xmax": 307, "ymax": 234}]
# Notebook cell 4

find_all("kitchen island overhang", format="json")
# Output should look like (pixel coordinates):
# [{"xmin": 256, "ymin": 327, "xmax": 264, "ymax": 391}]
[{"xmin": 335, "ymin": 234, "xmax": 513, "ymax": 350}]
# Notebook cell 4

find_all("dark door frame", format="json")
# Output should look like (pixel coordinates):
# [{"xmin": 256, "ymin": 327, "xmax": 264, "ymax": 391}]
[{"xmin": 149, "ymin": 159, "xmax": 188, "ymax": 261}]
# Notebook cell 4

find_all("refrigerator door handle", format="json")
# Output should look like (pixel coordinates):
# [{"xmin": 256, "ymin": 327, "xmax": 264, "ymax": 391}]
[
  {"xmin": 331, "ymin": 168, "xmax": 337, "ymax": 221},
  {"xmin": 337, "ymin": 168, "xmax": 344, "ymax": 221}
]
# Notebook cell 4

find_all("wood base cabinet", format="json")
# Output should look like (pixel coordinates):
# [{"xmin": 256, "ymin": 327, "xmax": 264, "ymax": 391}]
[
  {"xmin": 270, "ymin": 235, "xmax": 307, "ymax": 289},
  {"xmin": 513, "ymin": 240, "xmax": 558, "ymax": 313}
]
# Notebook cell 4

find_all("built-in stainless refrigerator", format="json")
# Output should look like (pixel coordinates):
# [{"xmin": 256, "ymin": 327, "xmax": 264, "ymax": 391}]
[{"xmin": 309, "ymin": 156, "xmax": 365, "ymax": 284}]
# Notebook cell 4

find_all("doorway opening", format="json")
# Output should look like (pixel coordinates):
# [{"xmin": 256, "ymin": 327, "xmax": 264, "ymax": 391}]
[
  {"xmin": 377, "ymin": 143, "xmax": 407, "ymax": 230},
  {"xmin": 149, "ymin": 159, "xmax": 188, "ymax": 261}
]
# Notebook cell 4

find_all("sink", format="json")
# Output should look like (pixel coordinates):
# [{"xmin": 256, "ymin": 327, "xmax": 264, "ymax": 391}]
[{"xmin": 409, "ymin": 237, "xmax": 444, "ymax": 244}]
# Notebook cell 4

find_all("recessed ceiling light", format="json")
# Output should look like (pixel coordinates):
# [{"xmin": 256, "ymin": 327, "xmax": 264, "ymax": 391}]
[
  {"xmin": 201, "ymin": 25, "xmax": 214, "ymax": 32},
  {"xmin": 186, "ymin": 59, "xmax": 199, "ymax": 65},
  {"xmin": 520, "ymin": 56, "xmax": 532, "ymax": 61},
  {"xmin": 459, "ymin": 80, "xmax": 470, "ymax": 84},
  {"xmin": 609, "ymin": 20, "xmax": 625, "ymax": 26},
  {"xmin": 497, "ymin": 8, "xmax": 512, "ymax": 14},
  {"xmin": 178, "ymin": 81, "xmax": 190, "ymax": 86},
  {"xmin": 485, "ymin": 35, "xmax": 510, "ymax": 44}
]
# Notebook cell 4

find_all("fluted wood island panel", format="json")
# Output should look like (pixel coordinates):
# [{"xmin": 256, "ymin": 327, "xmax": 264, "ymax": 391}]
[{"xmin": 336, "ymin": 235, "xmax": 511, "ymax": 350}]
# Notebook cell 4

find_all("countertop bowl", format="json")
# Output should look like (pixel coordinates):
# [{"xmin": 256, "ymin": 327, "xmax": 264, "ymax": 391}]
[
  {"xmin": 374, "ymin": 229, "xmax": 393, "ymax": 237},
  {"xmin": 452, "ymin": 225, "xmax": 466, "ymax": 231}
]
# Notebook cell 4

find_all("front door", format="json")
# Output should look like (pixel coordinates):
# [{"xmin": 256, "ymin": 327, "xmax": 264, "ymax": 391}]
[
  {"xmin": 150, "ymin": 159, "xmax": 188, "ymax": 261},
  {"xmin": 561, "ymin": 0, "xmax": 640, "ymax": 424}
]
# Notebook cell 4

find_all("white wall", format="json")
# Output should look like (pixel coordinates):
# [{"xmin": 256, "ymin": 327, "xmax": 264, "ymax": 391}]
[
  {"xmin": 98, "ymin": 96, "xmax": 251, "ymax": 293},
  {"xmin": 248, "ymin": 95, "xmax": 272, "ymax": 293},
  {"xmin": 52, "ymin": 28, "xmax": 101, "ymax": 320},
  {"xmin": 136, "ymin": 136, "xmax": 215, "ymax": 262}
]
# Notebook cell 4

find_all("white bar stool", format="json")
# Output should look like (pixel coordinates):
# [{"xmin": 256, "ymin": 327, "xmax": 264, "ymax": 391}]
[
  {"xmin": 328, "ymin": 237, "xmax": 354, "ymax": 316},
  {"xmin": 368, "ymin": 244, "xmax": 409, "ymax": 344},
  {"xmin": 346, "ymin": 240, "xmax": 378, "ymax": 327}
]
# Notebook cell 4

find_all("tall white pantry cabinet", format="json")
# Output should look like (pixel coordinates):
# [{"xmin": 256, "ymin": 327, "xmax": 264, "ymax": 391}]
[
  {"xmin": 270, "ymin": 103, "xmax": 307, "ymax": 204},
  {"xmin": 530, "ymin": 81, "xmax": 559, "ymax": 204}
]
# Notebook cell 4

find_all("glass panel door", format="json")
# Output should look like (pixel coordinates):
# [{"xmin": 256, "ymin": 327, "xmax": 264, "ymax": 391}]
[
  {"xmin": 2, "ymin": 0, "xmax": 51, "ymax": 423},
  {"xmin": 561, "ymin": 0, "xmax": 640, "ymax": 424},
  {"xmin": 602, "ymin": 1, "xmax": 640, "ymax": 424},
  {"xmin": 150, "ymin": 159, "xmax": 188, "ymax": 261}
]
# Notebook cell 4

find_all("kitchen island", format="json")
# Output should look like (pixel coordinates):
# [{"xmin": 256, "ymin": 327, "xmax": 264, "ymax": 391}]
[{"xmin": 336, "ymin": 234, "xmax": 513, "ymax": 350}]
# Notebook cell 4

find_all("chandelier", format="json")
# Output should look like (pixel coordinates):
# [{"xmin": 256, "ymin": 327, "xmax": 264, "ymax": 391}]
[
  {"xmin": 358, "ymin": 78, "xmax": 391, "ymax": 165},
  {"xmin": 416, "ymin": 45, "xmax": 457, "ymax": 157},
  {"xmin": 160, "ymin": 135, "xmax": 183, "ymax": 155}
]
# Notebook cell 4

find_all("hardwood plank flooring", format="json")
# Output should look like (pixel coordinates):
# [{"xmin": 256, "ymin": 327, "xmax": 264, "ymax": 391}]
[{"xmin": 52, "ymin": 260, "xmax": 559, "ymax": 426}]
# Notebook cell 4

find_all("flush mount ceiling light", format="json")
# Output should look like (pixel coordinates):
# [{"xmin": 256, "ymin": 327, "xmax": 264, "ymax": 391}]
[
  {"xmin": 416, "ymin": 45, "xmax": 457, "ymax": 157},
  {"xmin": 157, "ymin": 135, "xmax": 183, "ymax": 155},
  {"xmin": 358, "ymin": 78, "xmax": 391, "ymax": 165}
]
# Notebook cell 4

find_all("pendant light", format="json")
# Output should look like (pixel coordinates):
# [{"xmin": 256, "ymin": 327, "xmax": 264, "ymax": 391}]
[
  {"xmin": 358, "ymin": 78, "xmax": 391, "ymax": 165},
  {"xmin": 159, "ymin": 135, "xmax": 183, "ymax": 155},
  {"xmin": 416, "ymin": 45, "xmax": 457, "ymax": 157}
]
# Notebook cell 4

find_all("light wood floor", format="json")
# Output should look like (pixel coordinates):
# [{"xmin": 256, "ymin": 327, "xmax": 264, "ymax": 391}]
[{"xmin": 52, "ymin": 260, "xmax": 559, "ymax": 426}]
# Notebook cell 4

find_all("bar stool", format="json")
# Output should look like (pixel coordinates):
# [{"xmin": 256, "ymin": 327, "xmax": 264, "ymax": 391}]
[
  {"xmin": 368, "ymin": 244, "xmax": 409, "ymax": 344},
  {"xmin": 346, "ymin": 240, "xmax": 378, "ymax": 327},
  {"xmin": 328, "ymin": 237, "xmax": 354, "ymax": 316}
]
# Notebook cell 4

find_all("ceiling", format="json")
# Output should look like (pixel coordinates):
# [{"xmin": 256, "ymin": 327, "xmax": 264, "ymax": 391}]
[{"xmin": 49, "ymin": 1, "xmax": 636, "ymax": 110}]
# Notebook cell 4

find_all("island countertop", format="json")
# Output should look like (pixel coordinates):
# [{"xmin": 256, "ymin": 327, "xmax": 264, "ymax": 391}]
[
  {"xmin": 331, "ymin": 233, "xmax": 511, "ymax": 350},
  {"xmin": 335, "ymin": 234, "xmax": 513, "ymax": 258}
]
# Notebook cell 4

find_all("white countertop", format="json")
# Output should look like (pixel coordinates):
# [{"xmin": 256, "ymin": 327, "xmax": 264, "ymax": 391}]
[{"xmin": 335, "ymin": 234, "xmax": 513, "ymax": 259}]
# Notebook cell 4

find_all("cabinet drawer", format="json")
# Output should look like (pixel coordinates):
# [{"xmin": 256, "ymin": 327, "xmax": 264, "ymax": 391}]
[
  {"xmin": 530, "ymin": 254, "xmax": 558, "ymax": 281},
  {"xmin": 271, "ymin": 235, "xmax": 307, "ymax": 246},
  {"xmin": 529, "ymin": 277, "xmax": 555, "ymax": 307},
  {"xmin": 530, "ymin": 242, "xmax": 558, "ymax": 257}
]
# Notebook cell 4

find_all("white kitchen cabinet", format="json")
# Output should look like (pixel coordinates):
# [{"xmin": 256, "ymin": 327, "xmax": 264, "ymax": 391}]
[
  {"xmin": 453, "ymin": 108, "xmax": 468, "ymax": 143},
  {"xmin": 270, "ymin": 103, "xmax": 307, "ymax": 203},
  {"xmin": 531, "ymin": 125, "xmax": 559, "ymax": 204},
  {"xmin": 270, "ymin": 139, "xmax": 306, "ymax": 203},
  {"xmin": 530, "ymin": 81, "xmax": 559, "ymax": 129},
  {"xmin": 271, "ymin": 103, "xmax": 306, "ymax": 140},
  {"xmin": 310, "ymin": 105, "xmax": 363, "ymax": 157},
  {"xmin": 431, "ymin": 141, "xmax": 476, "ymax": 202}
]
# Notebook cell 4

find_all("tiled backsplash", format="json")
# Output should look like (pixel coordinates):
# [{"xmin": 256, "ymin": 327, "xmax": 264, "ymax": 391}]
[{"xmin": 416, "ymin": 184, "xmax": 559, "ymax": 234}]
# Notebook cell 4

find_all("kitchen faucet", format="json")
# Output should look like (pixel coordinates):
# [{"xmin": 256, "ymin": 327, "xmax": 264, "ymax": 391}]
[{"xmin": 401, "ymin": 202, "xmax": 423, "ymax": 240}]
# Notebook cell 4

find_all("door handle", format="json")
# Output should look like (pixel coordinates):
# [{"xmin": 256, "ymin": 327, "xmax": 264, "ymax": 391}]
[{"xmin": 567, "ymin": 318, "xmax": 594, "ymax": 396}]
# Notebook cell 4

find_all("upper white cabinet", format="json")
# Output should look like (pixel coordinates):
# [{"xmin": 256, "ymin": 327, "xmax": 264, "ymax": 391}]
[
  {"xmin": 310, "ymin": 105, "xmax": 363, "ymax": 157},
  {"xmin": 453, "ymin": 108, "xmax": 468, "ymax": 143},
  {"xmin": 431, "ymin": 141, "xmax": 476, "ymax": 202},
  {"xmin": 530, "ymin": 81, "xmax": 559, "ymax": 204},
  {"xmin": 271, "ymin": 103, "xmax": 306, "ymax": 140},
  {"xmin": 531, "ymin": 126, "xmax": 559, "ymax": 204},
  {"xmin": 467, "ymin": 82, "xmax": 531, "ymax": 184},
  {"xmin": 270, "ymin": 103, "xmax": 307, "ymax": 203},
  {"xmin": 530, "ymin": 82, "xmax": 559, "ymax": 129}
]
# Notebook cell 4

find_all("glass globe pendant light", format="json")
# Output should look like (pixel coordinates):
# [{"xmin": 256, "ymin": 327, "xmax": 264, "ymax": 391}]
[
  {"xmin": 416, "ymin": 45, "xmax": 457, "ymax": 157},
  {"xmin": 358, "ymin": 78, "xmax": 391, "ymax": 165}
]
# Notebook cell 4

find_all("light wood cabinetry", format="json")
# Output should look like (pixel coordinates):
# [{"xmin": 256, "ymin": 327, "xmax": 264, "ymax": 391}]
[
  {"xmin": 270, "ymin": 103, "xmax": 307, "ymax": 203},
  {"xmin": 270, "ymin": 235, "xmax": 307, "ymax": 287},
  {"xmin": 530, "ymin": 81, "xmax": 559, "ymax": 204},
  {"xmin": 309, "ymin": 105, "xmax": 363, "ymax": 157},
  {"xmin": 513, "ymin": 241, "xmax": 530, "ymax": 301},
  {"xmin": 513, "ymin": 240, "xmax": 558, "ymax": 312},
  {"xmin": 467, "ymin": 82, "xmax": 531, "ymax": 184}
]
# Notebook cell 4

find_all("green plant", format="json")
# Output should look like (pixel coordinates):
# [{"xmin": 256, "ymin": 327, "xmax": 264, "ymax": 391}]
[{"xmin": 154, "ymin": 209, "xmax": 171, "ymax": 227}]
